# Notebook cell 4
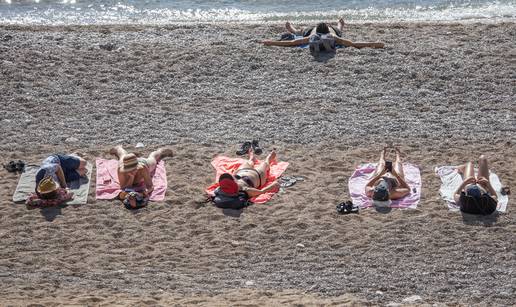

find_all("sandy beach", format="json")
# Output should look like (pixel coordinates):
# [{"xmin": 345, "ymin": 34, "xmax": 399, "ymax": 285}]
[{"xmin": 0, "ymin": 22, "xmax": 515, "ymax": 305}]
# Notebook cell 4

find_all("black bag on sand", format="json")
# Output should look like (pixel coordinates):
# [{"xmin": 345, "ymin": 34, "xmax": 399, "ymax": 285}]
[
  {"xmin": 213, "ymin": 187, "xmax": 250, "ymax": 210},
  {"xmin": 459, "ymin": 192, "xmax": 497, "ymax": 215}
]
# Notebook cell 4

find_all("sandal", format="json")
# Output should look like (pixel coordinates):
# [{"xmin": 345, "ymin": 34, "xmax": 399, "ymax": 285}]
[
  {"xmin": 236, "ymin": 141, "xmax": 252, "ymax": 156},
  {"xmin": 3, "ymin": 160, "xmax": 25, "ymax": 173},
  {"xmin": 251, "ymin": 140, "xmax": 263, "ymax": 155}
]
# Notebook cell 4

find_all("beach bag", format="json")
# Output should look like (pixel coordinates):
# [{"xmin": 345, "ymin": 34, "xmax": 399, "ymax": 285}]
[
  {"xmin": 212, "ymin": 187, "xmax": 250, "ymax": 210},
  {"xmin": 459, "ymin": 192, "xmax": 497, "ymax": 215},
  {"xmin": 119, "ymin": 189, "xmax": 149, "ymax": 210},
  {"xmin": 309, "ymin": 34, "xmax": 336, "ymax": 55}
]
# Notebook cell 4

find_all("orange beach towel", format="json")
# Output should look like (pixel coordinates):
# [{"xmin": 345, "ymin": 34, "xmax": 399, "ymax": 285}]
[{"xmin": 205, "ymin": 156, "xmax": 289, "ymax": 204}]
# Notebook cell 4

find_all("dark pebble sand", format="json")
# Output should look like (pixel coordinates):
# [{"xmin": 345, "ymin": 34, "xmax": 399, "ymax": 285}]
[{"xmin": 0, "ymin": 22, "xmax": 514, "ymax": 305}]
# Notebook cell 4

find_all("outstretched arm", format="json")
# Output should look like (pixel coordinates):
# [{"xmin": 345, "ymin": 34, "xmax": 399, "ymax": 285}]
[
  {"xmin": 333, "ymin": 36, "xmax": 385, "ymax": 49},
  {"xmin": 261, "ymin": 37, "xmax": 310, "ymax": 47},
  {"xmin": 243, "ymin": 181, "xmax": 280, "ymax": 198}
]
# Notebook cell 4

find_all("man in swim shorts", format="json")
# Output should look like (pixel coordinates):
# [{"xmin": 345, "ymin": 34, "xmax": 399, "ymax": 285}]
[
  {"xmin": 218, "ymin": 148, "xmax": 280, "ymax": 198},
  {"xmin": 35, "ymin": 154, "xmax": 87, "ymax": 190},
  {"xmin": 261, "ymin": 18, "xmax": 384, "ymax": 49},
  {"xmin": 109, "ymin": 146, "xmax": 174, "ymax": 195}
]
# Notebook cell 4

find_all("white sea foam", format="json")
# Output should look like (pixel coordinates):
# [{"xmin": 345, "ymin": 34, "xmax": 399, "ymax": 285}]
[{"xmin": 0, "ymin": 1, "xmax": 514, "ymax": 24}]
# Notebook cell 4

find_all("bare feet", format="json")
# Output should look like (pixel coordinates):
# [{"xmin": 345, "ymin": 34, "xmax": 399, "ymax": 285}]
[
  {"xmin": 338, "ymin": 17, "xmax": 345, "ymax": 31},
  {"xmin": 109, "ymin": 146, "xmax": 123, "ymax": 158},
  {"xmin": 158, "ymin": 148, "xmax": 174, "ymax": 159},
  {"xmin": 285, "ymin": 21, "xmax": 296, "ymax": 33},
  {"xmin": 266, "ymin": 151, "xmax": 277, "ymax": 165}
]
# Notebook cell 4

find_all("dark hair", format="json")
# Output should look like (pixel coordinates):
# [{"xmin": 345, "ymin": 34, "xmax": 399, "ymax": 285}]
[
  {"xmin": 316, "ymin": 23, "xmax": 330, "ymax": 34},
  {"xmin": 39, "ymin": 190, "xmax": 58, "ymax": 200}
]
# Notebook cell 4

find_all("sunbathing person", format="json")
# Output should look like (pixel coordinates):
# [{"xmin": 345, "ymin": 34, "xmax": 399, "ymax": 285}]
[
  {"xmin": 35, "ymin": 154, "xmax": 87, "ymax": 190},
  {"xmin": 453, "ymin": 155, "xmax": 498, "ymax": 215},
  {"xmin": 365, "ymin": 147, "xmax": 410, "ymax": 207},
  {"xmin": 261, "ymin": 18, "xmax": 384, "ymax": 49},
  {"xmin": 218, "ymin": 149, "xmax": 280, "ymax": 198},
  {"xmin": 109, "ymin": 146, "xmax": 173, "ymax": 195}
]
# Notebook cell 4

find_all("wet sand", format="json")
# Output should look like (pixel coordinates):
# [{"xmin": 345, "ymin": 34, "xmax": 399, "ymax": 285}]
[{"xmin": 0, "ymin": 22, "xmax": 514, "ymax": 305}]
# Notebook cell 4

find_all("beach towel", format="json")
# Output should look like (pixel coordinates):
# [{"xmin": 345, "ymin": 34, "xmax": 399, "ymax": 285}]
[
  {"xmin": 95, "ymin": 158, "xmax": 167, "ymax": 201},
  {"xmin": 13, "ymin": 163, "xmax": 93, "ymax": 205},
  {"xmin": 205, "ymin": 156, "xmax": 289, "ymax": 204},
  {"xmin": 348, "ymin": 163, "xmax": 422, "ymax": 209},
  {"xmin": 435, "ymin": 166, "xmax": 508, "ymax": 213}
]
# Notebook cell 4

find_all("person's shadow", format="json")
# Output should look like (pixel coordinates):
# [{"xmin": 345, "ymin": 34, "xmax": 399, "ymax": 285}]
[
  {"xmin": 40, "ymin": 205, "xmax": 66, "ymax": 222},
  {"xmin": 374, "ymin": 206, "xmax": 393, "ymax": 214},
  {"xmin": 461, "ymin": 211, "xmax": 499, "ymax": 226},
  {"xmin": 222, "ymin": 208, "xmax": 244, "ymax": 218},
  {"xmin": 312, "ymin": 51, "xmax": 336, "ymax": 63}
]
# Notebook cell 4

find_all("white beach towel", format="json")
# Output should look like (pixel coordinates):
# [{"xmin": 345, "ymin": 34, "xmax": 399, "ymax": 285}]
[{"xmin": 435, "ymin": 166, "xmax": 508, "ymax": 212}]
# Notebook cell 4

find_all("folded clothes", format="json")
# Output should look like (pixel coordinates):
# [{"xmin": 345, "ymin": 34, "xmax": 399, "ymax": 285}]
[
  {"xmin": 348, "ymin": 163, "xmax": 421, "ymax": 209},
  {"xmin": 205, "ymin": 156, "xmax": 289, "ymax": 204},
  {"xmin": 435, "ymin": 165, "xmax": 508, "ymax": 212},
  {"xmin": 95, "ymin": 158, "xmax": 167, "ymax": 201},
  {"xmin": 13, "ymin": 163, "xmax": 92, "ymax": 205}
]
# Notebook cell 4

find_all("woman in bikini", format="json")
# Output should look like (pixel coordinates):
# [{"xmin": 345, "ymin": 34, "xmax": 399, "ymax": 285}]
[
  {"xmin": 218, "ymin": 149, "xmax": 280, "ymax": 198},
  {"xmin": 365, "ymin": 147, "xmax": 410, "ymax": 207},
  {"xmin": 109, "ymin": 145, "xmax": 174, "ymax": 195},
  {"xmin": 261, "ymin": 18, "xmax": 384, "ymax": 49},
  {"xmin": 452, "ymin": 155, "xmax": 498, "ymax": 215}
]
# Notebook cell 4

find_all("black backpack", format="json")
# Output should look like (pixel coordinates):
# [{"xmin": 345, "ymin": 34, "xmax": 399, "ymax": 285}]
[
  {"xmin": 212, "ymin": 187, "xmax": 250, "ymax": 210},
  {"xmin": 459, "ymin": 192, "xmax": 497, "ymax": 215}
]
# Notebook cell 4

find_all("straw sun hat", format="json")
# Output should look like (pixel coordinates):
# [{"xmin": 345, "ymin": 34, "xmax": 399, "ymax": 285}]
[
  {"xmin": 36, "ymin": 176, "xmax": 59, "ymax": 198},
  {"xmin": 120, "ymin": 153, "xmax": 139, "ymax": 172}
]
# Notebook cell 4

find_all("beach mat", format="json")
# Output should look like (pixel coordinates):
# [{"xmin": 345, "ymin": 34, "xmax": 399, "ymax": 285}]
[
  {"xmin": 95, "ymin": 158, "xmax": 167, "ymax": 201},
  {"xmin": 348, "ymin": 163, "xmax": 421, "ymax": 209},
  {"xmin": 435, "ymin": 166, "xmax": 508, "ymax": 212},
  {"xmin": 205, "ymin": 156, "xmax": 289, "ymax": 204},
  {"xmin": 13, "ymin": 163, "xmax": 93, "ymax": 205}
]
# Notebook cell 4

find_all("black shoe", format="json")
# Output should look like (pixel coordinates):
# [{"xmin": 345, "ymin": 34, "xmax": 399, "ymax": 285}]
[
  {"xmin": 251, "ymin": 140, "xmax": 263, "ymax": 155},
  {"xmin": 236, "ymin": 141, "xmax": 252, "ymax": 156},
  {"xmin": 336, "ymin": 201, "xmax": 359, "ymax": 214}
]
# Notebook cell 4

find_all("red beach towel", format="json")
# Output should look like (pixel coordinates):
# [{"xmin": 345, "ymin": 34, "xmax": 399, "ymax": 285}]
[
  {"xmin": 95, "ymin": 158, "xmax": 167, "ymax": 201},
  {"xmin": 205, "ymin": 156, "xmax": 289, "ymax": 204}
]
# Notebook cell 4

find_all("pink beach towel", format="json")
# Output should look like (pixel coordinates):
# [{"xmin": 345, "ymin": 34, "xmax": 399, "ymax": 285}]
[
  {"xmin": 95, "ymin": 158, "xmax": 167, "ymax": 201},
  {"xmin": 205, "ymin": 156, "xmax": 289, "ymax": 204},
  {"xmin": 348, "ymin": 163, "xmax": 421, "ymax": 209}
]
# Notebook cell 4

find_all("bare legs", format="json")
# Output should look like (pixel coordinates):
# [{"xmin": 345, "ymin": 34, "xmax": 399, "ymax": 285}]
[
  {"xmin": 373, "ymin": 147, "xmax": 387, "ymax": 176},
  {"xmin": 237, "ymin": 149, "xmax": 276, "ymax": 187},
  {"xmin": 110, "ymin": 145, "xmax": 129, "ymax": 164},
  {"xmin": 457, "ymin": 155, "xmax": 491, "ymax": 189},
  {"xmin": 285, "ymin": 21, "xmax": 303, "ymax": 35},
  {"xmin": 337, "ymin": 18, "xmax": 345, "ymax": 32},
  {"xmin": 393, "ymin": 147, "xmax": 406, "ymax": 180},
  {"xmin": 286, "ymin": 18, "xmax": 345, "ymax": 36}
]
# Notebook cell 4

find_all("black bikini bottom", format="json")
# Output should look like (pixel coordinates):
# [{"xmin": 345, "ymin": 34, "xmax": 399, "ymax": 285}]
[{"xmin": 235, "ymin": 168, "xmax": 262, "ymax": 188}]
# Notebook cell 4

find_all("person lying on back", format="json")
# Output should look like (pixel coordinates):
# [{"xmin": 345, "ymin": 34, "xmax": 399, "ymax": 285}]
[{"xmin": 261, "ymin": 19, "xmax": 384, "ymax": 49}]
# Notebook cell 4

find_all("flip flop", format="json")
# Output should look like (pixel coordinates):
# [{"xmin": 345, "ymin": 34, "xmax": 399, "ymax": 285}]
[{"xmin": 279, "ymin": 176, "xmax": 297, "ymax": 188}]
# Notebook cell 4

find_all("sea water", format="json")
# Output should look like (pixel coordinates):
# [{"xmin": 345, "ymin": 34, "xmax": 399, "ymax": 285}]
[{"xmin": 0, "ymin": 0, "xmax": 514, "ymax": 24}]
